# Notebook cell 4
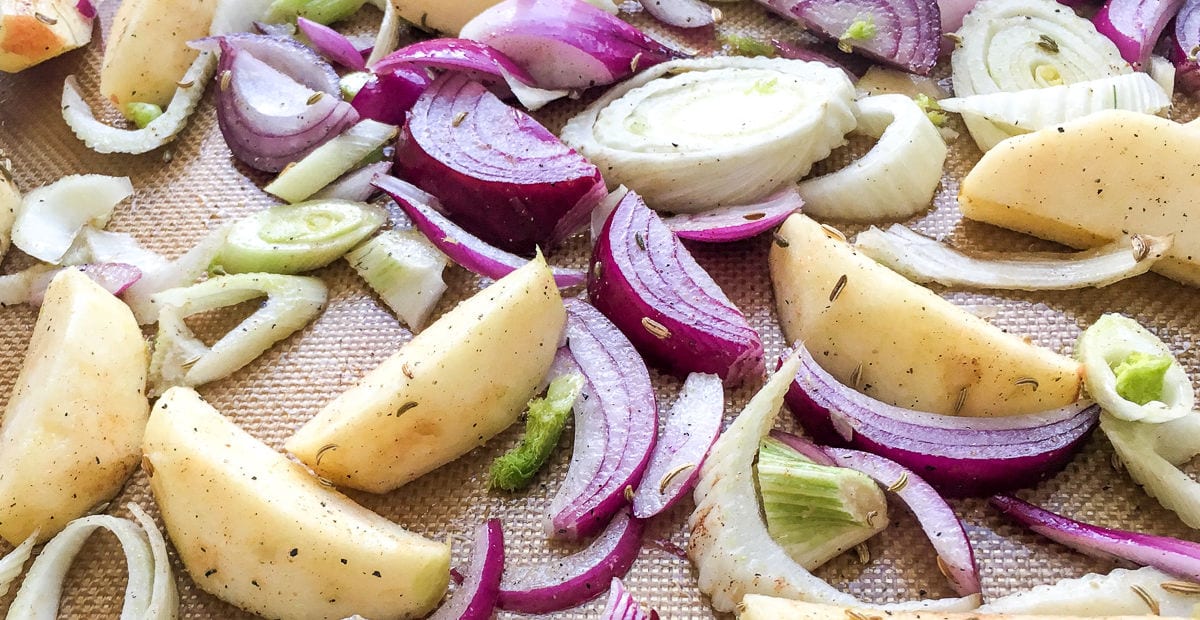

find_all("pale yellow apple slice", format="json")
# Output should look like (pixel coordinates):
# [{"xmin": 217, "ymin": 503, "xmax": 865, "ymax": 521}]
[
  {"xmin": 0, "ymin": 0, "xmax": 93, "ymax": 73},
  {"xmin": 100, "ymin": 0, "xmax": 217, "ymax": 110},
  {"xmin": 287, "ymin": 255, "xmax": 565, "ymax": 493},
  {"xmin": 0, "ymin": 268, "xmax": 148, "ymax": 544},
  {"xmin": 143, "ymin": 387, "xmax": 451, "ymax": 620},
  {"xmin": 768, "ymin": 213, "xmax": 1081, "ymax": 417}
]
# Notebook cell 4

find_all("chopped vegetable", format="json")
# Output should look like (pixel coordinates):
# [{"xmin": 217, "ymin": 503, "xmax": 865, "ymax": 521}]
[
  {"xmin": 661, "ymin": 187, "xmax": 803, "ymax": 243},
  {"xmin": 216, "ymin": 200, "xmax": 385, "ymax": 274},
  {"xmin": 719, "ymin": 33, "xmax": 776, "ymax": 57},
  {"xmin": 264, "ymin": 120, "xmax": 397, "ymax": 203},
  {"xmin": 764, "ymin": 0, "xmax": 939, "ymax": 74},
  {"xmin": 1093, "ymin": 0, "xmax": 1185, "ymax": 69},
  {"xmin": 311, "ymin": 161, "xmax": 390, "ymax": 202},
  {"xmin": 149, "ymin": 273, "xmax": 328, "ymax": 395},
  {"xmin": 1101, "ymin": 411, "xmax": 1200, "ymax": 529},
  {"xmin": 490, "ymin": 372, "xmax": 584, "ymax": 491},
  {"xmin": 855, "ymin": 225, "xmax": 1172, "ymax": 290},
  {"xmin": 976, "ymin": 566, "xmax": 1199, "ymax": 615},
  {"xmin": 838, "ymin": 16, "xmax": 878, "ymax": 53},
  {"xmin": 265, "ymin": 0, "xmax": 367, "ymax": 24},
  {"xmin": 757, "ymin": 437, "xmax": 889, "ymax": 570},
  {"xmin": 1076, "ymin": 314, "xmax": 1193, "ymax": 423},
  {"xmin": 1170, "ymin": 0, "xmax": 1200, "ymax": 93},
  {"xmin": 345, "ymin": 228, "xmax": 448, "ymax": 330},
  {"xmin": 122, "ymin": 224, "xmax": 233, "ymax": 325},
  {"xmin": 350, "ymin": 68, "xmax": 430, "ymax": 125},
  {"xmin": 297, "ymin": 17, "xmax": 366, "ymax": 70},
  {"xmin": 0, "ymin": 161, "xmax": 16, "ymax": 262},
  {"xmin": 797, "ymin": 94, "xmax": 946, "ymax": 222},
  {"xmin": 0, "ymin": 531, "xmax": 36, "ymax": 596},
  {"xmin": 560, "ymin": 56, "xmax": 857, "ymax": 213},
  {"xmin": 427, "ymin": 520, "xmax": 504, "ymax": 620},
  {"xmin": 125, "ymin": 102, "xmax": 164, "ymax": 129},
  {"xmin": 11, "ymin": 174, "xmax": 133, "ymax": 264},
  {"xmin": 600, "ymin": 578, "xmax": 658, "ymax": 620}
]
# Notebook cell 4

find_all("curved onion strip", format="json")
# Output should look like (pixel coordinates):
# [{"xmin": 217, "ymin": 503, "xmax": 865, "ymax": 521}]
[
  {"xmin": 1171, "ymin": 0, "xmax": 1200, "ymax": 93},
  {"xmin": 560, "ymin": 56, "xmax": 857, "ymax": 214},
  {"xmin": 499, "ymin": 509, "xmax": 645, "ymax": 613},
  {"xmin": 0, "ymin": 532, "xmax": 37, "ymax": 597},
  {"xmin": 601, "ymin": 578, "xmax": 657, "ymax": 620},
  {"xmin": 590, "ymin": 191, "xmax": 765, "ymax": 386},
  {"xmin": 991, "ymin": 495, "xmax": 1200, "ymax": 582},
  {"xmin": 977, "ymin": 566, "xmax": 1199, "ymax": 615},
  {"xmin": 428, "ymin": 520, "xmax": 504, "ymax": 620},
  {"xmin": 459, "ymin": 0, "xmax": 685, "ymax": 89},
  {"xmin": 1102, "ymin": 412, "xmax": 1200, "ymax": 529},
  {"xmin": 62, "ymin": 52, "xmax": 217, "ymax": 155},
  {"xmin": 952, "ymin": 0, "xmax": 1131, "ymax": 151},
  {"xmin": 1076, "ymin": 314, "xmax": 1193, "ymax": 423},
  {"xmin": 786, "ymin": 344, "xmax": 1101, "ymax": 497},
  {"xmin": 547, "ymin": 300, "xmax": 657, "ymax": 540},
  {"xmin": 395, "ymin": 73, "xmax": 605, "ymax": 254},
  {"xmin": 8, "ymin": 505, "xmax": 176, "ymax": 620},
  {"xmin": 374, "ymin": 175, "xmax": 587, "ymax": 289},
  {"xmin": 297, "ymin": 17, "xmax": 366, "ymax": 70},
  {"xmin": 797, "ymin": 94, "xmax": 945, "ymax": 222},
  {"xmin": 372, "ymin": 39, "xmax": 568, "ymax": 110},
  {"xmin": 632, "ymin": 372, "xmax": 724, "ymax": 519},
  {"xmin": 764, "ymin": 0, "xmax": 941, "ymax": 74},
  {"xmin": 938, "ymin": 73, "xmax": 1172, "ymax": 150},
  {"xmin": 640, "ymin": 0, "xmax": 719, "ymax": 28},
  {"xmin": 855, "ymin": 225, "xmax": 1172, "ymax": 290},
  {"xmin": 687, "ymin": 352, "xmax": 982, "ymax": 613},
  {"xmin": 1093, "ymin": 0, "xmax": 1185, "ymax": 69},
  {"xmin": 662, "ymin": 188, "xmax": 803, "ymax": 243}
]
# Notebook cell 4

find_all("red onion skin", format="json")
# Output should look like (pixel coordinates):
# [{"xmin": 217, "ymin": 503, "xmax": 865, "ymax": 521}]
[
  {"xmin": 991, "ymin": 495, "xmax": 1200, "ymax": 582},
  {"xmin": 663, "ymin": 188, "xmax": 803, "ymax": 243},
  {"xmin": 1172, "ymin": 0, "xmax": 1200, "ymax": 93},
  {"xmin": 372, "ymin": 38, "xmax": 543, "ymax": 101},
  {"xmin": 600, "ymin": 578, "xmax": 657, "ymax": 620},
  {"xmin": 427, "ymin": 520, "xmax": 504, "ymax": 620},
  {"xmin": 395, "ymin": 73, "xmax": 604, "ymax": 255},
  {"xmin": 1093, "ymin": 0, "xmax": 1185, "ymax": 69},
  {"xmin": 351, "ymin": 68, "xmax": 431, "ymax": 125},
  {"xmin": 589, "ymin": 191, "xmax": 765, "ymax": 387}
]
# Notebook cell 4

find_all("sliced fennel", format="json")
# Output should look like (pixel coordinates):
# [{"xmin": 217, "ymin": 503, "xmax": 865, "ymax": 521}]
[
  {"xmin": 561, "ymin": 57, "xmax": 857, "ymax": 214},
  {"xmin": 11, "ymin": 175, "xmax": 133, "ymax": 264},
  {"xmin": 1103, "ymin": 412, "xmax": 1200, "ymax": 529},
  {"xmin": 366, "ymin": 0, "xmax": 402, "ymax": 67},
  {"xmin": 490, "ymin": 372, "xmax": 585, "ymax": 492},
  {"xmin": 938, "ymin": 73, "xmax": 1171, "ymax": 151},
  {"xmin": 951, "ymin": 0, "xmax": 1132, "ymax": 152},
  {"xmin": 855, "ymin": 225, "xmax": 1172, "ymax": 290},
  {"xmin": 1149, "ymin": 55, "xmax": 1177, "ymax": 98},
  {"xmin": 123, "ymin": 225, "xmax": 234, "ymax": 325},
  {"xmin": 757, "ymin": 438, "xmax": 888, "ymax": 570},
  {"xmin": 0, "ymin": 165, "xmax": 17, "ymax": 262},
  {"xmin": 61, "ymin": 52, "xmax": 217, "ymax": 155},
  {"xmin": 266, "ymin": 0, "xmax": 367, "ymax": 24},
  {"xmin": 796, "ymin": 94, "xmax": 946, "ymax": 222},
  {"xmin": 1075, "ymin": 314, "xmax": 1193, "ymax": 423},
  {"xmin": 0, "ymin": 531, "xmax": 37, "ymax": 597},
  {"xmin": 976, "ymin": 566, "xmax": 1199, "ymax": 616},
  {"xmin": 216, "ymin": 200, "xmax": 386, "ymax": 274},
  {"xmin": 149, "ymin": 273, "xmax": 328, "ymax": 395},
  {"xmin": 6, "ymin": 504, "xmax": 177, "ymax": 620},
  {"xmin": 264, "ymin": 120, "xmax": 399, "ymax": 203},
  {"xmin": 344, "ymin": 229, "xmax": 448, "ymax": 330},
  {"xmin": 83, "ymin": 228, "xmax": 170, "ymax": 273},
  {"xmin": 210, "ymin": 0, "xmax": 275, "ymax": 35},
  {"xmin": 687, "ymin": 352, "xmax": 981, "ymax": 613}
]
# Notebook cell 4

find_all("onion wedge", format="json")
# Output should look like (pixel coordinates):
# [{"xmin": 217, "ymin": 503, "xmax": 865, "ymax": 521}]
[
  {"xmin": 1171, "ymin": 0, "xmax": 1200, "ymax": 93},
  {"xmin": 62, "ymin": 51, "xmax": 217, "ymax": 155},
  {"xmin": 601, "ymin": 578, "xmax": 657, "ymax": 620},
  {"xmin": 797, "ymin": 93, "xmax": 946, "ymax": 222},
  {"xmin": 427, "ymin": 520, "xmax": 504, "ymax": 620},
  {"xmin": 687, "ymin": 351, "xmax": 982, "ymax": 613},
  {"xmin": 1093, "ymin": 0, "xmax": 1185, "ymax": 69},
  {"xmin": 855, "ymin": 225, "xmax": 1172, "ymax": 290},
  {"xmin": 1103, "ymin": 411, "xmax": 1200, "ymax": 529}
]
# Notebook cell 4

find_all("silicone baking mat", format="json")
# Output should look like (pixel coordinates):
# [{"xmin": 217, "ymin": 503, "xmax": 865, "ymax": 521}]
[{"xmin": 1, "ymin": 0, "xmax": 1199, "ymax": 617}]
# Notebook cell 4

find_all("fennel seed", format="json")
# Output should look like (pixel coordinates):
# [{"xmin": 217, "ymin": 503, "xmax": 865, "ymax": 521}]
[
  {"xmin": 850, "ymin": 362, "xmax": 864, "ymax": 389},
  {"xmin": 711, "ymin": 7, "xmax": 724, "ymax": 23},
  {"xmin": 742, "ymin": 212, "xmax": 766, "ymax": 221},
  {"xmin": 452, "ymin": 111, "xmax": 469, "ymax": 127},
  {"xmin": 1015, "ymin": 377, "xmax": 1040, "ymax": 389},
  {"xmin": 592, "ymin": 261, "xmax": 603, "ymax": 280},
  {"xmin": 1111, "ymin": 451, "xmax": 1125, "ymax": 472},
  {"xmin": 317, "ymin": 476, "xmax": 334, "ymax": 487},
  {"xmin": 845, "ymin": 611, "xmax": 872, "ymax": 620},
  {"xmin": 642, "ymin": 317, "xmax": 671, "ymax": 340},
  {"xmin": 396, "ymin": 401, "xmax": 419, "ymax": 415},
  {"xmin": 35, "ymin": 12, "xmax": 57, "ymax": 24},
  {"xmin": 886, "ymin": 471, "xmax": 908, "ymax": 493},
  {"xmin": 854, "ymin": 542, "xmax": 870, "ymax": 564},
  {"xmin": 630, "ymin": 52, "xmax": 643, "ymax": 72},
  {"xmin": 1132, "ymin": 234, "xmax": 1151, "ymax": 262},
  {"xmin": 624, "ymin": 485, "xmax": 635, "ymax": 502},
  {"xmin": 772, "ymin": 232, "xmax": 790, "ymax": 248},
  {"xmin": 402, "ymin": 362, "xmax": 415, "ymax": 379},
  {"xmin": 634, "ymin": 231, "xmax": 646, "ymax": 251},
  {"xmin": 1131, "ymin": 584, "xmax": 1161, "ymax": 615},
  {"xmin": 219, "ymin": 70, "xmax": 232, "ymax": 91},
  {"xmin": 306, "ymin": 92, "xmax": 325, "ymax": 105},
  {"xmin": 1190, "ymin": 44, "xmax": 1200, "ymax": 62},
  {"xmin": 943, "ymin": 32, "xmax": 963, "ymax": 47},
  {"xmin": 1160, "ymin": 580, "xmax": 1200, "ymax": 595},
  {"xmin": 936, "ymin": 555, "xmax": 952, "ymax": 580},
  {"xmin": 953, "ymin": 386, "xmax": 969, "ymax": 414},
  {"xmin": 1037, "ymin": 34, "xmax": 1060, "ymax": 54},
  {"xmin": 829, "ymin": 274, "xmax": 848, "ymax": 302},
  {"xmin": 659, "ymin": 463, "xmax": 696, "ymax": 493},
  {"xmin": 177, "ymin": 79, "xmax": 195, "ymax": 89},
  {"xmin": 820, "ymin": 223, "xmax": 847, "ymax": 242},
  {"xmin": 866, "ymin": 510, "xmax": 879, "ymax": 527},
  {"xmin": 315, "ymin": 444, "xmax": 338, "ymax": 466},
  {"xmin": 141, "ymin": 456, "xmax": 156, "ymax": 477}
]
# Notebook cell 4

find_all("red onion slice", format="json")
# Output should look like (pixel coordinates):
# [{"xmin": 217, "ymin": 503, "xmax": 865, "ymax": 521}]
[
  {"xmin": 1094, "ymin": 0, "xmax": 1185, "ymax": 69},
  {"xmin": 26, "ymin": 264, "xmax": 142, "ymax": 307},
  {"xmin": 350, "ymin": 67, "xmax": 431, "ymax": 125},
  {"xmin": 297, "ymin": 17, "xmax": 366, "ymax": 71},
  {"xmin": 498, "ymin": 509, "xmax": 645, "ymax": 613},
  {"xmin": 548, "ymin": 300, "xmax": 657, "ymax": 540},
  {"xmin": 601, "ymin": 578, "xmax": 658, "ymax": 620},
  {"xmin": 766, "ymin": 0, "xmax": 941, "ymax": 75},
  {"xmin": 428, "ymin": 520, "xmax": 504, "ymax": 620},
  {"xmin": 639, "ymin": 0, "xmax": 720, "ymax": 28},
  {"xmin": 459, "ymin": 0, "xmax": 686, "ymax": 89},
  {"xmin": 193, "ymin": 34, "xmax": 341, "ymax": 95},
  {"xmin": 395, "ymin": 73, "xmax": 606, "ymax": 255},
  {"xmin": 589, "ymin": 191, "xmax": 765, "ymax": 387},
  {"xmin": 374, "ymin": 175, "xmax": 587, "ymax": 289},
  {"xmin": 372, "ymin": 38, "xmax": 567, "ymax": 110},
  {"xmin": 662, "ymin": 188, "xmax": 804, "ymax": 243},
  {"xmin": 76, "ymin": 0, "xmax": 96, "ymax": 19},
  {"xmin": 1171, "ymin": 0, "xmax": 1200, "ymax": 92},
  {"xmin": 785, "ymin": 344, "xmax": 1101, "ymax": 497},
  {"xmin": 991, "ymin": 495, "xmax": 1200, "ymax": 582},
  {"xmin": 632, "ymin": 373, "xmax": 724, "ymax": 519}
]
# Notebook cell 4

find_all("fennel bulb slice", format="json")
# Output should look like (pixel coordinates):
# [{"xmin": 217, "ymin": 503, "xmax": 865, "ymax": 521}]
[
  {"xmin": 344, "ymin": 229, "xmax": 449, "ymax": 330},
  {"xmin": 1076, "ymin": 314, "xmax": 1193, "ymax": 423},
  {"xmin": 11, "ymin": 175, "xmax": 134, "ymax": 264},
  {"xmin": 216, "ymin": 200, "xmax": 386, "ymax": 274},
  {"xmin": 561, "ymin": 57, "xmax": 857, "ymax": 214},
  {"xmin": 977, "ymin": 566, "xmax": 1199, "ymax": 616},
  {"xmin": 1103, "ymin": 411, "xmax": 1200, "ymax": 529}
]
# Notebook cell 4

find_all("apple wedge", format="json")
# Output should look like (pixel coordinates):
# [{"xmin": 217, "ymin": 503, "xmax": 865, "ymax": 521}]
[
  {"xmin": 0, "ymin": 269, "xmax": 148, "ymax": 545},
  {"xmin": 143, "ymin": 387, "xmax": 451, "ymax": 620},
  {"xmin": 960, "ymin": 110, "xmax": 1200, "ymax": 287},
  {"xmin": 769, "ymin": 214, "xmax": 1081, "ymax": 417},
  {"xmin": 0, "ymin": 0, "xmax": 94, "ymax": 73},
  {"xmin": 287, "ymin": 255, "xmax": 565, "ymax": 493},
  {"xmin": 0, "ymin": 164, "xmax": 16, "ymax": 260},
  {"xmin": 100, "ymin": 0, "xmax": 217, "ymax": 111}
]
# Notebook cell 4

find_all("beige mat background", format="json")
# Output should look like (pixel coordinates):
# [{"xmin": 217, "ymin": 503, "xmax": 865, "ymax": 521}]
[{"xmin": 1, "ymin": 0, "xmax": 1199, "ymax": 617}]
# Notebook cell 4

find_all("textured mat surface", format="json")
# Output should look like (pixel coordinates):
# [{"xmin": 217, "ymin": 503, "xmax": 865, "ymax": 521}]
[{"xmin": 1, "ymin": 1, "xmax": 1199, "ymax": 618}]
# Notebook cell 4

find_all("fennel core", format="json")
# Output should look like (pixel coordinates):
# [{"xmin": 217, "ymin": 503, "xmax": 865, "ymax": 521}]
[
  {"xmin": 489, "ymin": 373, "xmax": 585, "ymax": 492},
  {"xmin": 838, "ymin": 15, "xmax": 877, "ymax": 54}
]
